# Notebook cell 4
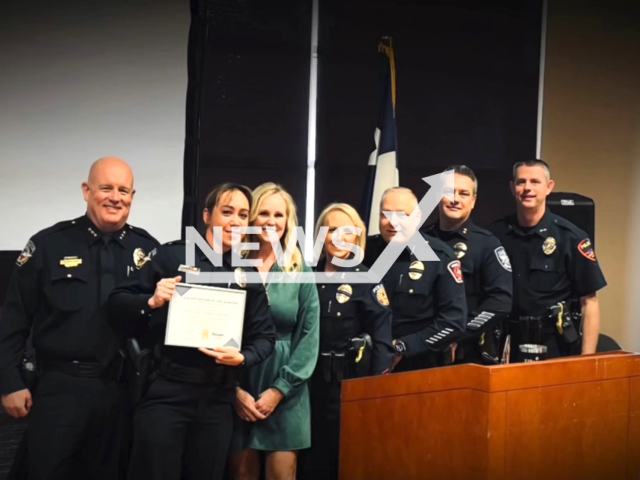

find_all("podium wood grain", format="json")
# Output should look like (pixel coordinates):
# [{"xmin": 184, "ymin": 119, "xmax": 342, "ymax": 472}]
[{"xmin": 339, "ymin": 351, "xmax": 640, "ymax": 480}]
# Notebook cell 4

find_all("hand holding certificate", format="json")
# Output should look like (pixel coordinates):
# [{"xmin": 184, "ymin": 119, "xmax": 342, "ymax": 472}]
[{"xmin": 165, "ymin": 283, "xmax": 246, "ymax": 351}]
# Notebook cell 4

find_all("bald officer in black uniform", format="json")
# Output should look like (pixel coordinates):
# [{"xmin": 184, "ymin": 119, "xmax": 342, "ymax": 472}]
[
  {"xmin": 425, "ymin": 165, "xmax": 512, "ymax": 365},
  {"xmin": 363, "ymin": 187, "xmax": 467, "ymax": 372},
  {"xmin": 490, "ymin": 159, "xmax": 607, "ymax": 361},
  {"xmin": 0, "ymin": 157, "xmax": 159, "ymax": 480}
]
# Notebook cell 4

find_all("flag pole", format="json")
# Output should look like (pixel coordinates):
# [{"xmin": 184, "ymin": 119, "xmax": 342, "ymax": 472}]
[{"xmin": 304, "ymin": 0, "xmax": 320, "ymax": 261}]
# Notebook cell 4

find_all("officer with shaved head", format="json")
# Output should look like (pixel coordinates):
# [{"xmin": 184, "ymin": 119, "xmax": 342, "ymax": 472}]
[
  {"xmin": 0, "ymin": 157, "xmax": 159, "ymax": 479},
  {"xmin": 363, "ymin": 186, "xmax": 467, "ymax": 372}
]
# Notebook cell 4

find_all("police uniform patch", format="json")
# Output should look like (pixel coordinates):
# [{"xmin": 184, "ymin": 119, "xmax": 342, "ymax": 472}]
[
  {"xmin": 408, "ymin": 261, "xmax": 424, "ymax": 280},
  {"xmin": 578, "ymin": 238, "xmax": 597, "ymax": 262},
  {"xmin": 494, "ymin": 246, "xmax": 511, "ymax": 272},
  {"xmin": 16, "ymin": 240, "xmax": 35, "ymax": 267},
  {"xmin": 234, "ymin": 268, "xmax": 247, "ymax": 288},
  {"xmin": 453, "ymin": 242, "xmax": 467, "ymax": 259},
  {"xmin": 542, "ymin": 237, "xmax": 556, "ymax": 255},
  {"xmin": 336, "ymin": 284, "xmax": 353, "ymax": 304},
  {"xmin": 372, "ymin": 284, "xmax": 390, "ymax": 306},
  {"xmin": 447, "ymin": 260, "xmax": 463, "ymax": 284}
]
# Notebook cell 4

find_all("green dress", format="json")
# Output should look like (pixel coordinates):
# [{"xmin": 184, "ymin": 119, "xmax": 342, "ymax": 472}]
[{"xmin": 232, "ymin": 263, "xmax": 320, "ymax": 451}]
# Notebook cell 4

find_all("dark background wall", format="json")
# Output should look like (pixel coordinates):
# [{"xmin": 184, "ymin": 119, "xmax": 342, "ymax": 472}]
[
  {"xmin": 315, "ymin": 0, "xmax": 542, "ymax": 227},
  {"xmin": 190, "ymin": 0, "xmax": 542, "ymax": 232}
]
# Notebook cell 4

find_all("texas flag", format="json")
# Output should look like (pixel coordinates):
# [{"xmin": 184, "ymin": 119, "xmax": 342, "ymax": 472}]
[{"xmin": 360, "ymin": 37, "xmax": 400, "ymax": 236}]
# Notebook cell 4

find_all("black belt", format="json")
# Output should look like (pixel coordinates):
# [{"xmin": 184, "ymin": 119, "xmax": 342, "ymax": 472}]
[
  {"xmin": 158, "ymin": 359, "xmax": 236, "ymax": 386},
  {"xmin": 40, "ymin": 358, "xmax": 106, "ymax": 378},
  {"xmin": 508, "ymin": 316, "xmax": 556, "ymax": 334}
]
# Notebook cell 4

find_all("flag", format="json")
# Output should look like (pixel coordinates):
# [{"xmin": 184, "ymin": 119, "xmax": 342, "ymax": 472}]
[{"xmin": 360, "ymin": 37, "xmax": 400, "ymax": 236}]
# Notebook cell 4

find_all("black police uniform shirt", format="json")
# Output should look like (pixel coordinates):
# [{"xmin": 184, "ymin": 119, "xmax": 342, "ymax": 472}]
[
  {"xmin": 363, "ymin": 231, "xmax": 467, "ymax": 357},
  {"xmin": 107, "ymin": 239, "xmax": 275, "ymax": 371},
  {"xmin": 490, "ymin": 211, "xmax": 607, "ymax": 317},
  {"xmin": 0, "ymin": 214, "xmax": 159, "ymax": 395},
  {"xmin": 315, "ymin": 259, "xmax": 395, "ymax": 376},
  {"xmin": 425, "ymin": 220, "xmax": 512, "ymax": 338}
]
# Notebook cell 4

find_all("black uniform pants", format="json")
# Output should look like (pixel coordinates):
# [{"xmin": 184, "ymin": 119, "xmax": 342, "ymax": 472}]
[
  {"xmin": 300, "ymin": 373, "xmax": 341, "ymax": 480},
  {"xmin": 127, "ymin": 375, "xmax": 234, "ymax": 480},
  {"xmin": 26, "ymin": 370, "xmax": 125, "ymax": 480}
]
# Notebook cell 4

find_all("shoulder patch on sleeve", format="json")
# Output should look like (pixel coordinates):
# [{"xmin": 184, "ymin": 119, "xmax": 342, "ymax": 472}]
[
  {"xmin": 577, "ymin": 238, "xmax": 597, "ymax": 262},
  {"xmin": 372, "ymin": 284, "xmax": 390, "ymax": 306},
  {"xmin": 447, "ymin": 260, "xmax": 463, "ymax": 284},
  {"xmin": 494, "ymin": 246, "xmax": 512, "ymax": 272},
  {"xmin": 16, "ymin": 239, "xmax": 36, "ymax": 267}
]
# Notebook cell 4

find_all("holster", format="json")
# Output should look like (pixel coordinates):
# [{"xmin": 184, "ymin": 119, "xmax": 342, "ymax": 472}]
[
  {"xmin": 548, "ymin": 301, "xmax": 580, "ymax": 345},
  {"xmin": 348, "ymin": 334, "xmax": 372, "ymax": 378},
  {"xmin": 478, "ymin": 329, "xmax": 501, "ymax": 365},
  {"xmin": 126, "ymin": 338, "xmax": 154, "ymax": 406}
]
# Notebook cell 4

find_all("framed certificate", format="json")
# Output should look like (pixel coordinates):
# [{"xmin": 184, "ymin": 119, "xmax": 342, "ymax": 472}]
[{"xmin": 164, "ymin": 283, "xmax": 246, "ymax": 350}]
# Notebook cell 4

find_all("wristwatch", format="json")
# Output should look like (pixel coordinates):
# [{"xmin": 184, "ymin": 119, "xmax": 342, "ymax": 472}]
[{"xmin": 393, "ymin": 339, "xmax": 406, "ymax": 356}]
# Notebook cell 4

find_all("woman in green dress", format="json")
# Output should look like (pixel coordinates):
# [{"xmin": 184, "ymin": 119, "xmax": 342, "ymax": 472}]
[{"xmin": 230, "ymin": 183, "xmax": 320, "ymax": 480}]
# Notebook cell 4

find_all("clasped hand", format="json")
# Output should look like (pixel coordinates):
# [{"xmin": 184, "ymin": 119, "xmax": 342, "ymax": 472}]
[{"xmin": 235, "ymin": 387, "xmax": 283, "ymax": 422}]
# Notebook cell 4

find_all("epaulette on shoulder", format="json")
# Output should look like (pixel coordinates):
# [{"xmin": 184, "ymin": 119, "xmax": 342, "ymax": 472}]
[
  {"xmin": 36, "ymin": 218, "xmax": 78, "ymax": 239},
  {"xmin": 164, "ymin": 238, "xmax": 185, "ymax": 247},
  {"xmin": 469, "ymin": 224, "xmax": 494, "ymax": 237},
  {"xmin": 550, "ymin": 214, "xmax": 586, "ymax": 238},
  {"xmin": 127, "ymin": 224, "xmax": 159, "ymax": 242},
  {"xmin": 421, "ymin": 231, "xmax": 455, "ymax": 255}
]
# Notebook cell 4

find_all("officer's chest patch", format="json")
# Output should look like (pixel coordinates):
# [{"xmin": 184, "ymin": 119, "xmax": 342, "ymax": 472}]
[
  {"xmin": 578, "ymin": 238, "xmax": 597, "ymax": 262},
  {"xmin": 494, "ymin": 246, "xmax": 511, "ymax": 272},
  {"xmin": 447, "ymin": 260, "xmax": 464, "ymax": 284}
]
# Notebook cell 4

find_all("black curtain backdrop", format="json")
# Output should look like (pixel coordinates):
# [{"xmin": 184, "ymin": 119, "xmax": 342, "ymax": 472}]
[
  {"xmin": 184, "ymin": 0, "xmax": 541, "ymax": 234},
  {"xmin": 184, "ymin": 0, "xmax": 312, "ymax": 233},
  {"xmin": 315, "ymin": 0, "xmax": 542, "ymax": 228}
]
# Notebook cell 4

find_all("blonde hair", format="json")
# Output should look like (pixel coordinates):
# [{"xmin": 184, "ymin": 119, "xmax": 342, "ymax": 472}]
[
  {"xmin": 314, "ymin": 203, "xmax": 367, "ymax": 260},
  {"xmin": 244, "ymin": 183, "xmax": 303, "ymax": 273}
]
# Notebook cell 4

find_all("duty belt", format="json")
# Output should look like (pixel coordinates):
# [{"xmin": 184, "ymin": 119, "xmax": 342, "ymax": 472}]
[
  {"xmin": 40, "ymin": 357, "xmax": 108, "ymax": 378},
  {"xmin": 157, "ymin": 358, "xmax": 236, "ymax": 387}
]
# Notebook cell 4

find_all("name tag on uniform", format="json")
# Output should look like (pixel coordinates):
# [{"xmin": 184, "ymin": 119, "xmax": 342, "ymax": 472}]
[
  {"xmin": 178, "ymin": 264, "xmax": 200, "ymax": 275},
  {"xmin": 60, "ymin": 256, "xmax": 82, "ymax": 268}
]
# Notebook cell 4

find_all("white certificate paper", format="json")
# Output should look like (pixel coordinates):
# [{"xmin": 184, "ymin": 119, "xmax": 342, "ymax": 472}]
[{"xmin": 164, "ymin": 283, "xmax": 246, "ymax": 350}]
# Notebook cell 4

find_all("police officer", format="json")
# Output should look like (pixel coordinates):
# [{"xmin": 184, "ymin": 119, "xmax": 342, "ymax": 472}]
[
  {"xmin": 107, "ymin": 183, "xmax": 275, "ymax": 480},
  {"xmin": 363, "ymin": 187, "xmax": 467, "ymax": 372},
  {"xmin": 303, "ymin": 203, "xmax": 394, "ymax": 480},
  {"xmin": 490, "ymin": 159, "xmax": 607, "ymax": 361},
  {"xmin": 0, "ymin": 157, "xmax": 159, "ymax": 480},
  {"xmin": 425, "ymin": 165, "xmax": 512, "ymax": 365}
]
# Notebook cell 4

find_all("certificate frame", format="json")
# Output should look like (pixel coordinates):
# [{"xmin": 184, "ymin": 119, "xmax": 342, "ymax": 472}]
[{"xmin": 164, "ymin": 282, "xmax": 246, "ymax": 350}]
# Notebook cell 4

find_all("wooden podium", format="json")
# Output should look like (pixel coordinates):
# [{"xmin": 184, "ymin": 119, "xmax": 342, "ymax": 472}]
[{"xmin": 339, "ymin": 351, "xmax": 640, "ymax": 480}]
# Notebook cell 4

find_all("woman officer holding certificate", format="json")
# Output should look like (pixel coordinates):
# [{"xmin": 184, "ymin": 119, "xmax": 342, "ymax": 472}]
[
  {"xmin": 300, "ymin": 203, "xmax": 395, "ymax": 480},
  {"xmin": 107, "ymin": 183, "xmax": 275, "ymax": 480},
  {"xmin": 230, "ymin": 183, "xmax": 320, "ymax": 480}
]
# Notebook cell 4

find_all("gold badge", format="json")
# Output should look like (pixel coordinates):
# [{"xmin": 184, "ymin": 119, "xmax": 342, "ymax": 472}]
[
  {"xmin": 408, "ymin": 261, "xmax": 424, "ymax": 280},
  {"xmin": 201, "ymin": 329, "xmax": 209, "ymax": 340},
  {"xmin": 373, "ymin": 284, "xmax": 390, "ymax": 306},
  {"xmin": 133, "ymin": 248, "xmax": 147, "ymax": 269},
  {"xmin": 453, "ymin": 242, "xmax": 467, "ymax": 259},
  {"xmin": 542, "ymin": 237, "xmax": 556, "ymax": 255},
  {"xmin": 60, "ymin": 256, "xmax": 82, "ymax": 268},
  {"xmin": 336, "ymin": 284, "xmax": 353, "ymax": 304},
  {"xmin": 234, "ymin": 268, "xmax": 247, "ymax": 288}
]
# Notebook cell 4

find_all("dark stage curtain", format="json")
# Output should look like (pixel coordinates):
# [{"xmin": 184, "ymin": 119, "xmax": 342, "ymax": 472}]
[
  {"xmin": 183, "ymin": 0, "xmax": 312, "ymax": 233},
  {"xmin": 315, "ymin": 0, "xmax": 542, "ymax": 228}
]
